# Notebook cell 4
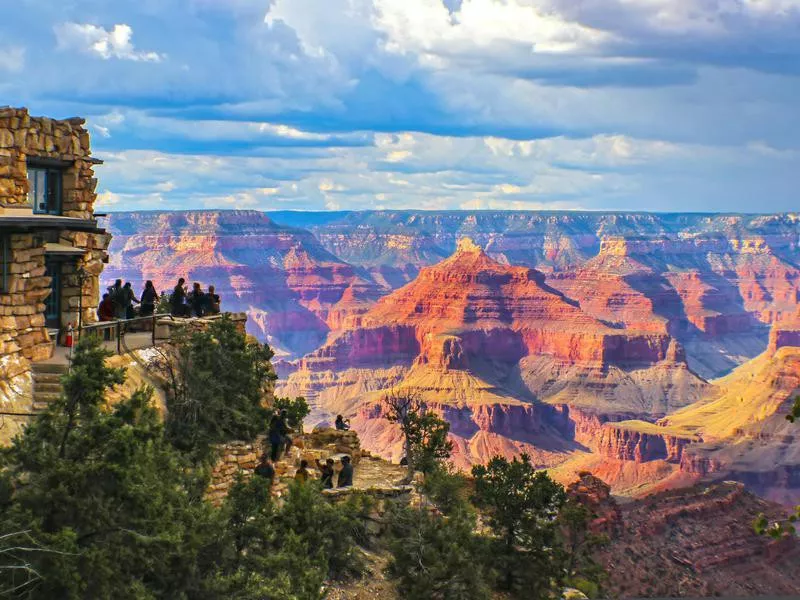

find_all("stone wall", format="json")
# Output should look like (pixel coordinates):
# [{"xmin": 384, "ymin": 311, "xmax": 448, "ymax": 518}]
[
  {"xmin": 60, "ymin": 232, "xmax": 111, "ymax": 334},
  {"xmin": 1, "ymin": 234, "xmax": 52, "ymax": 370},
  {"xmin": 205, "ymin": 428, "xmax": 366, "ymax": 505},
  {"xmin": 0, "ymin": 107, "xmax": 97, "ymax": 218},
  {"xmin": 206, "ymin": 438, "xmax": 263, "ymax": 506}
]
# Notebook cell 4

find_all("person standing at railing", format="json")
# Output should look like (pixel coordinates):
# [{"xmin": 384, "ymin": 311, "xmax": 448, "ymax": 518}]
[
  {"xmin": 170, "ymin": 278, "xmax": 187, "ymax": 317},
  {"xmin": 140, "ymin": 281, "xmax": 158, "ymax": 317},
  {"xmin": 121, "ymin": 282, "xmax": 140, "ymax": 320},
  {"xmin": 188, "ymin": 282, "xmax": 205, "ymax": 317},
  {"xmin": 108, "ymin": 279, "xmax": 125, "ymax": 320},
  {"xmin": 97, "ymin": 293, "xmax": 115, "ymax": 341}
]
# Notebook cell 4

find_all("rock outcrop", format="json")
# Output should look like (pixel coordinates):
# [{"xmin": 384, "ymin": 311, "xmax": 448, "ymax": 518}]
[
  {"xmin": 596, "ymin": 422, "xmax": 696, "ymax": 463},
  {"xmin": 566, "ymin": 472, "xmax": 622, "ymax": 537}
]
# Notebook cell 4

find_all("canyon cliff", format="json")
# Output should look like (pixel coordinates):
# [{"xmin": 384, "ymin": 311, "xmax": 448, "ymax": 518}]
[
  {"xmin": 272, "ymin": 210, "xmax": 800, "ymax": 378},
  {"xmin": 105, "ymin": 210, "xmax": 800, "ymax": 502}
]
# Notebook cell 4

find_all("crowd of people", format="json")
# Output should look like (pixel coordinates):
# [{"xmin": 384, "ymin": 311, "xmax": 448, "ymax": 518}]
[
  {"xmin": 168, "ymin": 278, "xmax": 221, "ymax": 318},
  {"xmin": 257, "ymin": 410, "xmax": 355, "ymax": 490},
  {"xmin": 98, "ymin": 278, "xmax": 222, "ymax": 324}
]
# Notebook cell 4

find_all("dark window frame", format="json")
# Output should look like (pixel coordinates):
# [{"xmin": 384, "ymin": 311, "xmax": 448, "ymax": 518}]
[
  {"xmin": 0, "ymin": 235, "xmax": 9, "ymax": 293},
  {"xmin": 44, "ymin": 257, "xmax": 62, "ymax": 329},
  {"xmin": 27, "ymin": 161, "xmax": 65, "ymax": 216}
]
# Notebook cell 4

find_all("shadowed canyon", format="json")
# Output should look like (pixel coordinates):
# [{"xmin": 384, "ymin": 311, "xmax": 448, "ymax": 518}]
[{"xmin": 104, "ymin": 210, "xmax": 800, "ymax": 504}]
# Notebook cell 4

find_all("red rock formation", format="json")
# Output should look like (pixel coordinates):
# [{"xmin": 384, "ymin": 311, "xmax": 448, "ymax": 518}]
[
  {"xmin": 566, "ymin": 472, "xmax": 622, "ymax": 537},
  {"xmin": 596, "ymin": 423, "xmax": 695, "ymax": 463},
  {"xmin": 356, "ymin": 237, "xmax": 676, "ymax": 368},
  {"xmin": 768, "ymin": 322, "xmax": 800, "ymax": 354}
]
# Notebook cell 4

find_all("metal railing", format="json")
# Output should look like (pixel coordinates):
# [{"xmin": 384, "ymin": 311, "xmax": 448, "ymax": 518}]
[{"xmin": 77, "ymin": 313, "xmax": 175, "ymax": 355}]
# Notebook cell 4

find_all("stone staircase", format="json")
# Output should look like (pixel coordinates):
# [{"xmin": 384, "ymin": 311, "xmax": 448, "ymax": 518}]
[{"xmin": 31, "ymin": 363, "xmax": 67, "ymax": 413}]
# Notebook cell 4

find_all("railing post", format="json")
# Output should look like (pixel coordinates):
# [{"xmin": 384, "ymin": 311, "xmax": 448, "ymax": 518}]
[
  {"xmin": 116, "ymin": 321, "xmax": 122, "ymax": 355},
  {"xmin": 152, "ymin": 314, "xmax": 156, "ymax": 347}
]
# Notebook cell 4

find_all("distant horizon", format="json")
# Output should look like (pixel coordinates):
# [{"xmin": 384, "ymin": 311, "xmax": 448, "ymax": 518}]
[{"xmin": 102, "ymin": 207, "xmax": 800, "ymax": 216}]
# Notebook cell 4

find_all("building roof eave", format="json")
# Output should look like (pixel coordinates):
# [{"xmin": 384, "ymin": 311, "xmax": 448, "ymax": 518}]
[{"xmin": 0, "ymin": 215, "xmax": 105, "ymax": 233}]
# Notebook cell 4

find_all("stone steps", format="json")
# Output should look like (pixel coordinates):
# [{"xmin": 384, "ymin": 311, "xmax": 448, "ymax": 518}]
[{"xmin": 31, "ymin": 363, "xmax": 68, "ymax": 413}]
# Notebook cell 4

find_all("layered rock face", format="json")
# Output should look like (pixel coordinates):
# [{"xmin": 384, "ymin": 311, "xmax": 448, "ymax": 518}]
[
  {"xmin": 272, "ymin": 210, "xmax": 800, "ymax": 379},
  {"xmin": 594, "ymin": 331, "xmax": 800, "ymax": 504},
  {"xmin": 355, "ymin": 237, "xmax": 676, "ymax": 368},
  {"xmin": 279, "ymin": 239, "xmax": 706, "ymax": 469},
  {"xmin": 103, "ymin": 211, "xmax": 381, "ymax": 356}
]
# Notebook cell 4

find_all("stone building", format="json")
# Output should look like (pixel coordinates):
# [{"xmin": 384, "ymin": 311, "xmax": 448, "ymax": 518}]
[{"xmin": 0, "ymin": 107, "xmax": 110, "ymax": 405}]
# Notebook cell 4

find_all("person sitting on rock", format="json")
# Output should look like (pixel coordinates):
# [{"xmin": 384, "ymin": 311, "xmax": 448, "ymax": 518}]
[
  {"xmin": 295, "ymin": 459, "xmax": 311, "ymax": 483},
  {"xmin": 316, "ymin": 458, "xmax": 335, "ymax": 489},
  {"xmin": 206, "ymin": 285, "xmax": 221, "ymax": 315},
  {"xmin": 337, "ymin": 455, "xmax": 353, "ymax": 488},
  {"xmin": 335, "ymin": 415, "xmax": 350, "ymax": 431},
  {"xmin": 254, "ymin": 454, "xmax": 275, "ymax": 485}
]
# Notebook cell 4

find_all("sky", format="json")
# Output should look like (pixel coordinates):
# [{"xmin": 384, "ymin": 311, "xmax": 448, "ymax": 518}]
[{"xmin": 1, "ymin": 0, "xmax": 799, "ymax": 213}]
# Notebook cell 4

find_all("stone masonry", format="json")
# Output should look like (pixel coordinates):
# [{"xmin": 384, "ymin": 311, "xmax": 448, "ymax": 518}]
[
  {"xmin": 0, "ymin": 107, "xmax": 98, "ymax": 217},
  {"xmin": 0, "ymin": 107, "xmax": 110, "ymax": 411}
]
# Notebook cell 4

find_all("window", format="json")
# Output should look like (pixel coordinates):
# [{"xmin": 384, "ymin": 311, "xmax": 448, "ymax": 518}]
[
  {"xmin": 0, "ymin": 236, "xmax": 8, "ymax": 293},
  {"xmin": 27, "ymin": 164, "xmax": 63, "ymax": 215}
]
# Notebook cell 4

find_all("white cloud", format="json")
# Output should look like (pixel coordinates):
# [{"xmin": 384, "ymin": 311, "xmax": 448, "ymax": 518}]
[
  {"xmin": 96, "ymin": 190, "xmax": 121, "ymax": 208},
  {"xmin": 0, "ymin": 46, "xmax": 24, "ymax": 72},
  {"xmin": 54, "ymin": 23, "xmax": 164, "ymax": 62},
  {"xmin": 154, "ymin": 181, "xmax": 177, "ymax": 192},
  {"xmin": 373, "ymin": 0, "xmax": 611, "ymax": 60},
  {"xmin": 88, "ymin": 126, "xmax": 800, "ymax": 213},
  {"xmin": 92, "ymin": 124, "xmax": 111, "ymax": 138}
]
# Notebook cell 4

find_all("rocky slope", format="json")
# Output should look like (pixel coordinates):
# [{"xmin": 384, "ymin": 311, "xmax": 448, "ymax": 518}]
[
  {"xmin": 598, "ymin": 481, "xmax": 799, "ymax": 598},
  {"xmin": 103, "ymin": 211, "xmax": 381, "ymax": 356}
]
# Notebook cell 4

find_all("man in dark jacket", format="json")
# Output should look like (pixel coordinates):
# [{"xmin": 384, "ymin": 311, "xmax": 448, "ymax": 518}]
[
  {"xmin": 337, "ymin": 456, "xmax": 353, "ymax": 488},
  {"xmin": 254, "ymin": 454, "xmax": 275, "ymax": 485}
]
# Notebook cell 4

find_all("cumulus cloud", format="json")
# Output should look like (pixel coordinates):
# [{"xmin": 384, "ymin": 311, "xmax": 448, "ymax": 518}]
[
  {"xmin": 2, "ymin": 0, "xmax": 799, "ymax": 214},
  {"xmin": 0, "ymin": 46, "xmax": 24, "ymax": 72},
  {"xmin": 88, "ymin": 127, "xmax": 800, "ymax": 213},
  {"xmin": 54, "ymin": 23, "xmax": 164, "ymax": 62}
]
